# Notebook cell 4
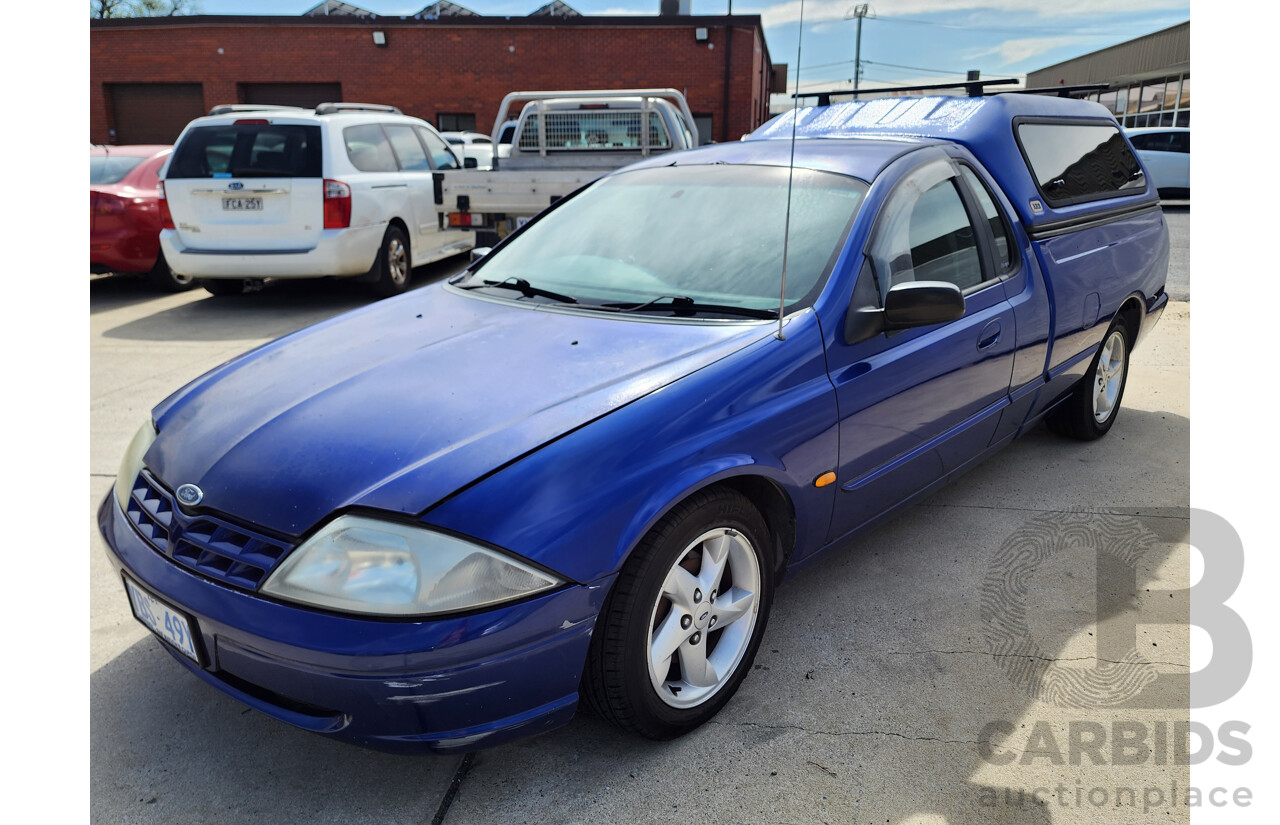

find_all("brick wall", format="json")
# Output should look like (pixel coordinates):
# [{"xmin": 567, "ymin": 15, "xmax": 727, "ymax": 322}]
[{"xmin": 89, "ymin": 17, "xmax": 773, "ymax": 144}]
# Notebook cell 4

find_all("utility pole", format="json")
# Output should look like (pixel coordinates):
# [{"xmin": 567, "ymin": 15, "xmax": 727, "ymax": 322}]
[{"xmin": 846, "ymin": 4, "xmax": 874, "ymax": 92}]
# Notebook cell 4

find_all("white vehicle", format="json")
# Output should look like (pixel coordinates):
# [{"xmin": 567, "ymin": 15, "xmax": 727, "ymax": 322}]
[
  {"xmin": 441, "ymin": 89, "xmax": 699, "ymax": 245},
  {"xmin": 159, "ymin": 103, "xmax": 475, "ymax": 297},
  {"xmin": 439, "ymin": 130, "xmax": 495, "ymax": 170},
  {"xmin": 1125, "ymin": 126, "xmax": 1189, "ymax": 198}
]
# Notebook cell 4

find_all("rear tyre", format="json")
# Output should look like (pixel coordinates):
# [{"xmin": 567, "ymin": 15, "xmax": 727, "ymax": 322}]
[
  {"xmin": 583, "ymin": 487, "xmax": 774, "ymax": 740},
  {"xmin": 146, "ymin": 252, "xmax": 196, "ymax": 292},
  {"xmin": 370, "ymin": 225, "xmax": 411, "ymax": 297},
  {"xmin": 1046, "ymin": 320, "xmax": 1132, "ymax": 440},
  {"xmin": 201, "ymin": 279, "xmax": 248, "ymax": 297}
]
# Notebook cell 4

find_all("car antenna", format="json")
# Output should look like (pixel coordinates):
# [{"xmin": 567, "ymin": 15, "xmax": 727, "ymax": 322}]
[{"xmin": 776, "ymin": 0, "xmax": 807, "ymax": 341}]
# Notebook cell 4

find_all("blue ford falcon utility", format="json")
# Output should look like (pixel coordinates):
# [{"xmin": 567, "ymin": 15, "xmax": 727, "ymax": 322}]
[{"xmin": 99, "ymin": 92, "xmax": 1168, "ymax": 753}]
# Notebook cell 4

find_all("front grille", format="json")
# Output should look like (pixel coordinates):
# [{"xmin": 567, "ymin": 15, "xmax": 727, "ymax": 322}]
[{"xmin": 124, "ymin": 471, "xmax": 293, "ymax": 591}]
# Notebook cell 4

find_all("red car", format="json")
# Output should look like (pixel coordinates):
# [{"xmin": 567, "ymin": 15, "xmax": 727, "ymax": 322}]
[{"xmin": 90, "ymin": 145, "xmax": 195, "ymax": 291}]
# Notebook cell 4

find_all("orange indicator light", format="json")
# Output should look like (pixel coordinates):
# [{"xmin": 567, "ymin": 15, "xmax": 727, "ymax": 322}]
[{"xmin": 814, "ymin": 472, "xmax": 837, "ymax": 488}]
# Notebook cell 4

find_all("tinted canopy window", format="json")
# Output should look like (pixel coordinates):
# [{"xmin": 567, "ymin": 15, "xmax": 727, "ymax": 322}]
[
  {"xmin": 90, "ymin": 155, "xmax": 145, "ymax": 185},
  {"xmin": 168, "ymin": 124, "xmax": 321, "ymax": 178},
  {"xmin": 463, "ymin": 165, "xmax": 867, "ymax": 315},
  {"xmin": 1017, "ymin": 122, "xmax": 1145, "ymax": 207}
]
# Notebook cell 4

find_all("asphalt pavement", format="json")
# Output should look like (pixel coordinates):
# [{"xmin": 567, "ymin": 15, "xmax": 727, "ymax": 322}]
[{"xmin": 90, "ymin": 209, "xmax": 1191, "ymax": 824}]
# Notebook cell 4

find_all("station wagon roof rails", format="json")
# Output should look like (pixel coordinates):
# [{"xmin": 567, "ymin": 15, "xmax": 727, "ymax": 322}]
[
  {"xmin": 207, "ymin": 104, "xmax": 308, "ymax": 116},
  {"xmin": 794, "ymin": 78, "xmax": 1020, "ymax": 106},
  {"xmin": 314, "ymin": 102, "xmax": 404, "ymax": 115}
]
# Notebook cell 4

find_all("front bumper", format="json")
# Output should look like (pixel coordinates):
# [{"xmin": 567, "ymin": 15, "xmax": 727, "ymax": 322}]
[
  {"xmin": 159, "ymin": 224, "xmax": 383, "ymax": 280},
  {"xmin": 98, "ymin": 490, "xmax": 611, "ymax": 753}
]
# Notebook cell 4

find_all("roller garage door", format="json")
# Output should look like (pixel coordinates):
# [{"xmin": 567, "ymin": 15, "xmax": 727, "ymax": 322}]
[
  {"xmin": 109, "ymin": 84, "xmax": 205, "ymax": 145},
  {"xmin": 241, "ymin": 83, "xmax": 342, "ymax": 109}
]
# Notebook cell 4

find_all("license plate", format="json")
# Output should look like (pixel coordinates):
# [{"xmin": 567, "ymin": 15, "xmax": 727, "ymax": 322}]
[
  {"xmin": 125, "ymin": 577, "xmax": 203, "ymax": 665},
  {"xmin": 222, "ymin": 197, "xmax": 263, "ymax": 211}
]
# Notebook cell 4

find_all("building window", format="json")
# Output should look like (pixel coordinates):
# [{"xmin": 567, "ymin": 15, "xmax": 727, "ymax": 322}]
[
  {"xmin": 1106, "ymin": 72, "xmax": 1188, "ymax": 129},
  {"xmin": 438, "ymin": 113, "xmax": 477, "ymax": 132}
]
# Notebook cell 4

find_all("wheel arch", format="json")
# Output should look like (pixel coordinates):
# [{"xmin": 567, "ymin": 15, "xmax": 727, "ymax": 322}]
[{"xmin": 611, "ymin": 461, "xmax": 801, "ymax": 584}]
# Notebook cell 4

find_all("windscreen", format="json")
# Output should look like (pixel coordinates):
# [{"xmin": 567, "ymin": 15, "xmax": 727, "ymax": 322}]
[
  {"xmin": 465, "ymin": 164, "xmax": 867, "ymax": 315},
  {"xmin": 90, "ymin": 155, "xmax": 145, "ymax": 185},
  {"xmin": 167, "ymin": 124, "xmax": 322, "ymax": 179}
]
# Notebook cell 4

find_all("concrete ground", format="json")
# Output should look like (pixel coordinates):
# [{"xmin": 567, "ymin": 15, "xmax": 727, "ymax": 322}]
[{"xmin": 90, "ymin": 211, "xmax": 1191, "ymax": 824}]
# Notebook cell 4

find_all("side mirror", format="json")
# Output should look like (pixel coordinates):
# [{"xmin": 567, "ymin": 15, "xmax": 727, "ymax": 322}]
[
  {"xmin": 470, "ymin": 247, "xmax": 492, "ymax": 263},
  {"xmin": 464, "ymin": 157, "xmax": 479, "ymax": 169},
  {"xmin": 844, "ymin": 280, "xmax": 965, "ymax": 345},
  {"xmin": 883, "ymin": 281, "xmax": 966, "ymax": 328}
]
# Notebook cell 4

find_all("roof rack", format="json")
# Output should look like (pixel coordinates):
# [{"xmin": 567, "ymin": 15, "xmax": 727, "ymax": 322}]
[
  {"xmin": 208, "ymin": 104, "xmax": 307, "ymax": 116},
  {"xmin": 314, "ymin": 102, "xmax": 403, "ymax": 115},
  {"xmin": 988, "ymin": 83, "xmax": 1111, "ymax": 98},
  {"xmin": 793, "ymin": 78, "xmax": 1019, "ymax": 106}
]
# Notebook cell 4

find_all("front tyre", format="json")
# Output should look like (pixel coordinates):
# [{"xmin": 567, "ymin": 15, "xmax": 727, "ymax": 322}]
[
  {"xmin": 1047, "ymin": 321, "xmax": 1132, "ymax": 440},
  {"xmin": 583, "ymin": 488, "xmax": 774, "ymax": 740},
  {"xmin": 370, "ymin": 225, "xmax": 411, "ymax": 297}
]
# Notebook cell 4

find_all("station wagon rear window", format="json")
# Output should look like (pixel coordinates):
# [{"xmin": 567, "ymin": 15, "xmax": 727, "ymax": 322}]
[
  {"xmin": 168, "ymin": 124, "xmax": 322, "ymax": 179},
  {"xmin": 1016, "ymin": 121, "xmax": 1145, "ymax": 207}
]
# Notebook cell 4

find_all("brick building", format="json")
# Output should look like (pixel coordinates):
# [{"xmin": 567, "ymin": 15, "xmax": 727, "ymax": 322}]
[{"xmin": 89, "ymin": 6, "xmax": 779, "ymax": 147}]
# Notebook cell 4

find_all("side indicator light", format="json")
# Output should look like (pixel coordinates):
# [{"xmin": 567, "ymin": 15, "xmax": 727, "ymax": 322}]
[{"xmin": 815, "ymin": 472, "xmax": 837, "ymax": 488}]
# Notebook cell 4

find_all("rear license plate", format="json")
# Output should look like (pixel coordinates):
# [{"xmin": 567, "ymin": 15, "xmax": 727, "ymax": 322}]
[
  {"xmin": 124, "ymin": 576, "xmax": 203, "ymax": 665},
  {"xmin": 222, "ymin": 197, "xmax": 263, "ymax": 211}
]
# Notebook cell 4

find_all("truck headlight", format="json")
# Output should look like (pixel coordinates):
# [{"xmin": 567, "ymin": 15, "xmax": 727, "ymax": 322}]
[
  {"xmin": 114, "ymin": 419, "xmax": 157, "ymax": 512},
  {"xmin": 261, "ymin": 515, "xmax": 562, "ymax": 616}
]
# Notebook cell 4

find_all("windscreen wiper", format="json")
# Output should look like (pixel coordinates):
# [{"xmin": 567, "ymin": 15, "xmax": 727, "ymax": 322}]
[
  {"xmin": 458, "ymin": 277, "xmax": 578, "ymax": 305},
  {"xmin": 603, "ymin": 295, "xmax": 778, "ymax": 319}
]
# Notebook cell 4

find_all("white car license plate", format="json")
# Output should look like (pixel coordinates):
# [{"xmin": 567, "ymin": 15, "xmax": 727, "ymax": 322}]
[
  {"xmin": 125, "ymin": 577, "xmax": 202, "ymax": 665},
  {"xmin": 223, "ymin": 197, "xmax": 263, "ymax": 211}
]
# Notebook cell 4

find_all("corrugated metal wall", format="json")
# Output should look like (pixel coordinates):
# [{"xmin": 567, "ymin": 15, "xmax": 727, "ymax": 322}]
[{"xmin": 1028, "ymin": 21, "xmax": 1189, "ymax": 87}]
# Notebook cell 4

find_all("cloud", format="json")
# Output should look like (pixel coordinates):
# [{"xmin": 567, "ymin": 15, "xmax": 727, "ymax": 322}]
[
  {"xmin": 966, "ymin": 35, "xmax": 1090, "ymax": 66},
  {"xmin": 739, "ymin": 0, "xmax": 1188, "ymax": 29}
]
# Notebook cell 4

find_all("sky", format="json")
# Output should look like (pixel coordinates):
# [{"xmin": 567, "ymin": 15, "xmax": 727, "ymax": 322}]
[{"xmin": 183, "ymin": 0, "xmax": 1192, "ymax": 103}]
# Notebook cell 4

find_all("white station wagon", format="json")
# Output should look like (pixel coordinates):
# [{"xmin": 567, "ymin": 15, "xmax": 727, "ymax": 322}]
[{"xmin": 158, "ymin": 103, "xmax": 475, "ymax": 297}]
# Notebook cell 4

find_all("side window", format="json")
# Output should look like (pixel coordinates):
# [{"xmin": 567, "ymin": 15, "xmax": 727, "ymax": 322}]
[
  {"xmin": 1128, "ymin": 133, "xmax": 1160, "ymax": 151},
  {"xmin": 905, "ymin": 180, "xmax": 985, "ymax": 291},
  {"xmin": 384, "ymin": 124, "xmax": 431, "ymax": 172},
  {"xmin": 343, "ymin": 124, "xmax": 398, "ymax": 173},
  {"xmin": 959, "ymin": 166, "xmax": 1013, "ymax": 273},
  {"xmin": 416, "ymin": 126, "xmax": 460, "ymax": 170},
  {"xmin": 1169, "ymin": 131, "xmax": 1190, "ymax": 153},
  {"xmin": 1016, "ymin": 121, "xmax": 1145, "ymax": 207}
]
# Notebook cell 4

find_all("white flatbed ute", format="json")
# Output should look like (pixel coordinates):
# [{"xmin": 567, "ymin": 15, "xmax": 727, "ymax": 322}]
[{"xmin": 436, "ymin": 89, "xmax": 699, "ymax": 244}]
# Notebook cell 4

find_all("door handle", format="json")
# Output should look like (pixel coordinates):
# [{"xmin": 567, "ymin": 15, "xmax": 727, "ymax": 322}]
[{"xmin": 977, "ymin": 319, "xmax": 1002, "ymax": 350}]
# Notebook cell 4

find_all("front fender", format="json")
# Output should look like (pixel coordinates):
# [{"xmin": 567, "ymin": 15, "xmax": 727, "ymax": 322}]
[{"xmin": 421, "ymin": 311, "xmax": 840, "ymax": 584}]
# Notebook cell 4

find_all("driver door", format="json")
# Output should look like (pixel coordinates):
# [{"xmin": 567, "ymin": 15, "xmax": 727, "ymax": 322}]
[{"xmin": 825, "ymin": 154, "xmax": 1018, "ymax": 541}]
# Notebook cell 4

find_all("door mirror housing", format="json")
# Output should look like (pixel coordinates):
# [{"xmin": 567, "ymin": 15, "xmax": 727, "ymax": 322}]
[
  {"xmin": 464, "ymin": 156, "xmax": 479, "ymax": 169},
  {"xmin": 470, "ymin": 247, "xmax": 492, "ymax": 263},
  {"xmin": 844, "ymin": 280, "xmax": 966, "ymax": 344},
  {"xmin": 883, "ymin": 281, "xmax": 966, "ymax": 328}
]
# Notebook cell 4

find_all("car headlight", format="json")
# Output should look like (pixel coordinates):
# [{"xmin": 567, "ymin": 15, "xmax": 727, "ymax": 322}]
[
  {"xmin": 260, "ymin": 515, "xmax": 563, "ymax": 616},
  {"xmin": 114, "ymin": 419, "xmax": 157, "ymax": 512}
]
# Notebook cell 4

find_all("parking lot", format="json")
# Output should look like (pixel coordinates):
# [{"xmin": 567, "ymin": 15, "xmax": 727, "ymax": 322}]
[{"xmin": 90, "ymin": 208, "xmax": 1190, "ymax": 825}]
